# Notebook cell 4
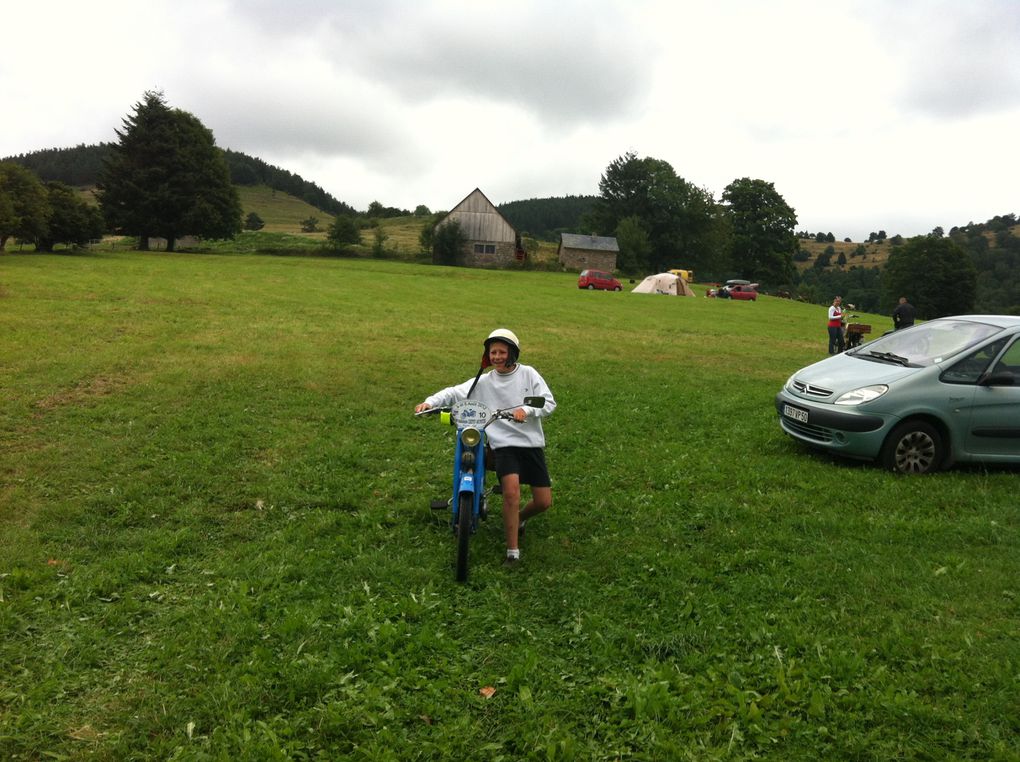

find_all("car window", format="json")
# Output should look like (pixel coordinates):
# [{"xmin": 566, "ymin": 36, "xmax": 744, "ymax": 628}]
[
  {"xmin": 857, "ymin": 319, "xmax": 1003, "ymax": 367},
  {"xmin": 993, "ymin": 339, "xmax": 1020, "ymax": 374},
  {"xmin": 940, "ymin": 338, "xmax": 1009, "ymax": 384}
]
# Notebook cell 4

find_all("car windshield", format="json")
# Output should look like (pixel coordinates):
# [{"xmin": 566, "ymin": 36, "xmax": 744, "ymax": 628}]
[{"xmin": 848, "ymin": 319, "xmax": 1003, "ymax": 366}]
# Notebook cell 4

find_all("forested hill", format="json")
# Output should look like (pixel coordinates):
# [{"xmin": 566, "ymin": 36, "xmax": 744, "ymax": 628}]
[
  {"xmin": 1, "ymin": 144, "xmax": 112, "ymax": 187},
  {"xmin": 498, "ymin": 195, "xmax": 597, "ymax": 241},
  {"xmin": 221, "ymin": 150, "xmax": 356, "ymax": 217},
  {"xmin": 1, "ymin": 144, "xmax": 357, "ymax": 217}
]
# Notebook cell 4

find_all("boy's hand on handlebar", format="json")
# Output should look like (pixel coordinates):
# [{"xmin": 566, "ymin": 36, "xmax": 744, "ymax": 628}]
[
  {"xmin": 512, "ymin": 408, "xmax": 527, "ymax": 422},
  {"xmin": 415, "ymin": 403, "xmax": 431, "ymax": 414}
]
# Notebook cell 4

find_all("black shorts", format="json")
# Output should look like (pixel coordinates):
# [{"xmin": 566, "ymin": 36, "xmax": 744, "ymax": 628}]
[{"xmin": 492, "ymin": 447, "xmax": 551, "ymax": 487}]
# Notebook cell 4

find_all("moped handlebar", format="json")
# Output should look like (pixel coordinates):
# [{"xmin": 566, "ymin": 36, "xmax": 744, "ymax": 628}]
[
  {"xmin": 414, "ymin": 396, "xmax": 544, "ymax": 421},
  {"xmin": 414, "ymin": 407, "xmax": 518, "ymax": 424},
  {"xmin": 414, "ymin": 407, "xmax": 448, "ymax": 417}
]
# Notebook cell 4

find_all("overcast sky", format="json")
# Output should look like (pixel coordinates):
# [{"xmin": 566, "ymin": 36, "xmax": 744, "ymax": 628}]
[{"xmin": 3, "ymin": 0, "xmax": 1018, "ymax": 241}]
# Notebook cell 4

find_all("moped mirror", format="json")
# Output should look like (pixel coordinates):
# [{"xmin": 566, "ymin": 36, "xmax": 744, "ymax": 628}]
[{"xmin": 523, "ymin": 396, "xmax": 546, "ymax": 408}]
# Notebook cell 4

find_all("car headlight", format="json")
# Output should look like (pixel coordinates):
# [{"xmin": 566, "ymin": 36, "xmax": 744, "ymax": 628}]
[
  {"xmin": 834, "ymin": 384, "xmax": 888, "ymax": 405},
  {"xmin": 460, "ymin": 427, "xmax": 482, "ymax": 448},
  {"xmin": 784, "ymin": 374, "xmax": 797, "ymax": 391}
]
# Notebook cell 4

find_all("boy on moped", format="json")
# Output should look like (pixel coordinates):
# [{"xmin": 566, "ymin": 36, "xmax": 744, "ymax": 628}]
[{"xmin": 415, "ymin": 329, "xmax": 556, "ymax": 568}]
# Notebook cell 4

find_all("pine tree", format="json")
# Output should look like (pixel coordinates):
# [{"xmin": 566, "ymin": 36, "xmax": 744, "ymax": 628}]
[{"xmin": 98, "ymin": 91, "xmax": 241, "ymax": 251}]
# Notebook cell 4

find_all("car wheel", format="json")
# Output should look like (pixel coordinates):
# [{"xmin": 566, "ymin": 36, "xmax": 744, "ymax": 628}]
[
  {"xmin": 614, "ymin": 286, "xmax": 621, "ymax": 291},
  {"xmin": 880, "ymin": 421, "xmax": 944, "ymax": 474},
  {"xmin": 587, "ymin": 284, "xmax": 595, "ymax": 290}
]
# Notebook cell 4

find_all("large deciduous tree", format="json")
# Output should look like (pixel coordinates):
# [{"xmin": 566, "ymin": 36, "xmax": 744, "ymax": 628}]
[
  {"xmin": 0, "ymin": 162, "xmax": 50, "ymax": 250},
  {"xmin": 614, "ymin": 215, "xmax": 651, "ymax": 274},
  {"xmin": 98, "ymin": 91, "xmax": 241, "ymax": 251},
  {"xmin": 588, "ymin": 152, "xmax": 724, "ymax": 275},
  {"xmin": 36, "ymin": 182, "xmax": 105, "ymax": 251},
  {"xmin": 721, "ymin": 177, "xmax": 797, "ymax": 285},
  {"xmin": 883, "ymin": 235, "xmax": 976, "ymax": 319}
]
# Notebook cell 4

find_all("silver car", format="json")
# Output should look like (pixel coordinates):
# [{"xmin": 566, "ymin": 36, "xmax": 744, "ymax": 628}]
[{"xmin": 775, "ymin": 315, "xmax": 1020, "ymax": 473}]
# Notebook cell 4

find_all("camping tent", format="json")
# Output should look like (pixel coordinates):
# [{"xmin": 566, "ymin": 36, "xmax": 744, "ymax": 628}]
[{"xmin": 631, "ymin": 272, "xmax": 695, "ymax": 296}]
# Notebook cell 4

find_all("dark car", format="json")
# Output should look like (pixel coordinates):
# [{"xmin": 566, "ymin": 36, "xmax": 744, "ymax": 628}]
[{"xmin": 578, "ymin": 270, "xmax": 622, "ymax": 291}]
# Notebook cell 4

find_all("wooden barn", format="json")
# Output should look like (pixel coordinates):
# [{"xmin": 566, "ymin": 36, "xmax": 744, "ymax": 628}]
[
  {"xmin": 557, "ymin": 233, "xmax": 619, "ymax": 272},
  {"xmin": 434, "ymin": 188, "xmax": 525, "ymax": 268}
]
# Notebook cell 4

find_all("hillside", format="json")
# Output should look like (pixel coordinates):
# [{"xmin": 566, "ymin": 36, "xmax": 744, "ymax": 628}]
[
  {"xmin": 1, "ymin": 144, "xmax": 355, "ymax": 219},
  {"xmin": 237, "ymin": 185, "xmax": 336, "ymax": 234},
  {"xmin": 795, "ymin": 220, "xmax": 1020, "ymax": 275},
  {"xmin": 795, "ymin": 238, "xmax": 894, "ymax": 272}
]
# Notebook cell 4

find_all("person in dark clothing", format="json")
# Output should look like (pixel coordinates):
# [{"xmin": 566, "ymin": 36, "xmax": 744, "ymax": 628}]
[{"xmin": 892, "ymin": 297, "xmax": 916, "ymax": 330}]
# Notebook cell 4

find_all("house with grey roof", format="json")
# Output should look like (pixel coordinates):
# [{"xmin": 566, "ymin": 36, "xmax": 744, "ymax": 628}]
[{"xmin": 557, "ymin": 233, "xmax": 619, "ymax": 272}]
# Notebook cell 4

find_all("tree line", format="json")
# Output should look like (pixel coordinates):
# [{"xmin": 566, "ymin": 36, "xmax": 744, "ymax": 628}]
[
  {"xmin": 1, "ymin": 92, "xmax": 366, "ymax": 253},
  {"xmin": 222, "ymin": 150, "xmax": 357, "ymax": 217},
  {"xmin": 794, "ymin": 223, "xmax": 1020, "ymax": 316},
  {"xmin": 498, "ymin": 196, "xmax": 597, "ymax": 241},
  {"xmin": 578, "ymin": 151, "xmax": 797, "ymax": 285},
  {"xmin": 2, "ymin": 140, "xmax": 356, "ymax": 221}
]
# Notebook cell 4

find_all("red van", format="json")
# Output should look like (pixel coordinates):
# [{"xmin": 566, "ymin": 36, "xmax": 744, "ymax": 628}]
[{"xmin": 578, "ymin": 270, "xmax": 622, "ymax": 291}]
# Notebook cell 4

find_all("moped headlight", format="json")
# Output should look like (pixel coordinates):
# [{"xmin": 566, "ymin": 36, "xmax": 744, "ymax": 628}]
[
  {"xmin": 460, "ymin": 427, "xmax": 481, "ymax": 448},
  {"xmin": 834, "ymin": 384, "xmax": 888, "ymax": 405}
]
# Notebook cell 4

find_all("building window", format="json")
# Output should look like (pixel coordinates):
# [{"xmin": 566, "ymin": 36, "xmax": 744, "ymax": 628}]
[{"xmin": 473, "ymin": 243, "xmax": 496, "ymax": 254}]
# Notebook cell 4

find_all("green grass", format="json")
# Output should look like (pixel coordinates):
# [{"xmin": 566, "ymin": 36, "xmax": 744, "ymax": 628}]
[{"xmin": 1, "ymin": 251, "xmax": 1018, "ymax": 760}]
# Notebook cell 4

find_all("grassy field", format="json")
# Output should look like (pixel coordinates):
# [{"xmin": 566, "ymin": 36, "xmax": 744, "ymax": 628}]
[{"xmin": 1, "ymin": 251, "xmax": 1018, "ymax": 760}]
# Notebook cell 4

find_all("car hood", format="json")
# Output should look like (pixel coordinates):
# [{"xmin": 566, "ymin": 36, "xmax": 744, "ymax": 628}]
[{"xmin": 790, "ymin": 352, "xmax": 919, "ymax": 396}]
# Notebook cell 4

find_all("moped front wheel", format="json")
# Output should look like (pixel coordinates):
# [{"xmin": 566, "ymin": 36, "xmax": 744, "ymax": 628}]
[{"xmin": 455, "ymin": 493, "xmax": 472, "ymax": 582}]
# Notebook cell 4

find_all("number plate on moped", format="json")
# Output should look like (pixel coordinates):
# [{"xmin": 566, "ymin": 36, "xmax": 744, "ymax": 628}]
[{"xmin": 451, "ymin": 400, "xmax": 493, "ymax": 426}]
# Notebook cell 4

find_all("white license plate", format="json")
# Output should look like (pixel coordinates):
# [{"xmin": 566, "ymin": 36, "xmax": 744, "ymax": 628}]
[{"xmin": 783, "ymin": 404, "xmax": 809, "ymax": 424}]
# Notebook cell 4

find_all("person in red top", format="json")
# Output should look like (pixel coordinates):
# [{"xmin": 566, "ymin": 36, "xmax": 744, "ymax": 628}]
[{"xmin": 827, "ymin": 296, "xmax": 845, "ymax": 354}]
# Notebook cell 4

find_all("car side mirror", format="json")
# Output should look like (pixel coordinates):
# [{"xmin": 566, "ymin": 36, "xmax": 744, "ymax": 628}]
[{"xmin": 523, "ymin": 396, "xmax": 546, "ymax": 408}]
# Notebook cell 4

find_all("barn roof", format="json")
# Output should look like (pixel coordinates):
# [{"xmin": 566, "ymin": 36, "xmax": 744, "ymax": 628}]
[
  {"xmin": 438, "ymin": 188, "xmax": 517, "ymax": 242},
  {"xmin": 560, "ymin": 233, "xmax": 620, "ymax": 252}
]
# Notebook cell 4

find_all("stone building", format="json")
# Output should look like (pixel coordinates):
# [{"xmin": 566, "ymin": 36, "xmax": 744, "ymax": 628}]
[{"xmin": 557, "ymin": 233, "xmax": 619, "ymax": 272}]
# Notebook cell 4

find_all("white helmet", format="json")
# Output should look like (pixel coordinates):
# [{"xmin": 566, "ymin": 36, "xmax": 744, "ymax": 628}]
[{"xmin": 483, "ymin": 328, "xmax": 520, "ymax": 367}]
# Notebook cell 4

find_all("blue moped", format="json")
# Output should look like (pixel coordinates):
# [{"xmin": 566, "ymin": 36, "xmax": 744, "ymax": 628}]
[{"xmin": 416, "ymin": 396, "xmax": 546, "ymax": 582}]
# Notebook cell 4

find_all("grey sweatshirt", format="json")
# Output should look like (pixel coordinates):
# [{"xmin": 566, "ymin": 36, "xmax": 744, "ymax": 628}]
[{"xmin": 423, "ymin": 364, "xmax": 556, "ymax": 448}]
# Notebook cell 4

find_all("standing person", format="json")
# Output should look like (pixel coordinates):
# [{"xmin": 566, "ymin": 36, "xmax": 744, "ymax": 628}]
[
  {"xmin": 892, "ymin": 297, "xmax": 916, "ymax": 330},
  {"xmin": 414, "ymin": 329, "xmax": 556, "ymax": 568},
  {"xmin": 827, "ymin": 296, "xmax": 845, "ymax": 354}
]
